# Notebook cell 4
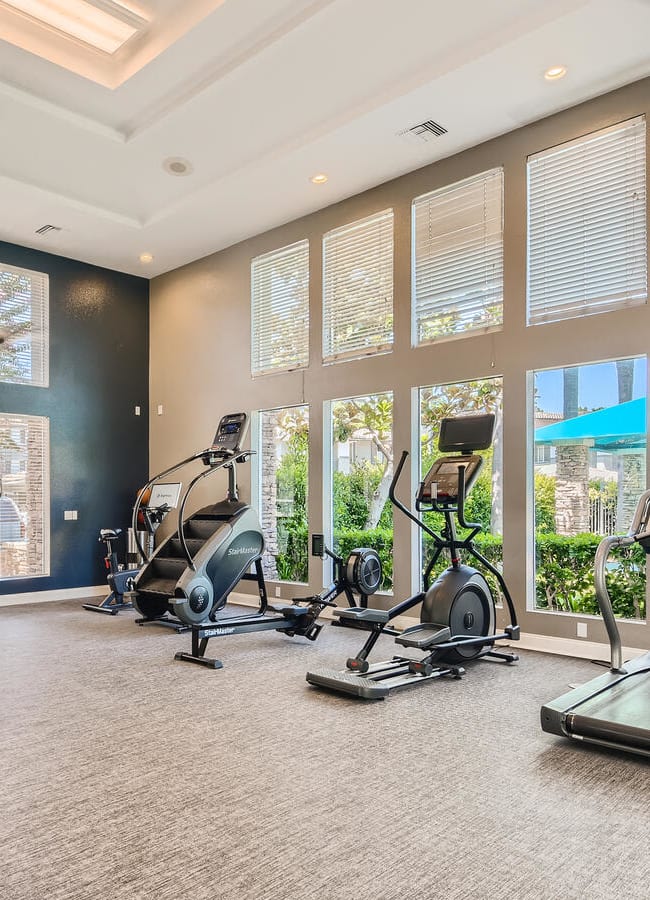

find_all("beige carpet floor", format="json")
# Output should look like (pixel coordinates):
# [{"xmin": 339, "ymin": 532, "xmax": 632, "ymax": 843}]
[{"xmin": 0, "ymin": 599, "xmax": 648, "ymax": 900}]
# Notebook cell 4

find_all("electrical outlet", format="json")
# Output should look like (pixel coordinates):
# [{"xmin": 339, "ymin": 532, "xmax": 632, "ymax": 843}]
[
  {"xmin": 135, "ymin": 405, "xmax": 141, "ymax": 416},
  {"xmin": 157, "ymin": 404, "xmax": 163, "ymax": 415},
  {"xmin": 275, "ymin": 586, "xmax": 281, "ymax": 597},
  {"xmin": 577, "ymin": 622, "xmax": 588, "ymax": 638},
  {"xmin": 64, "ymin": 510, "xmax": 78, "ymax": 521}
]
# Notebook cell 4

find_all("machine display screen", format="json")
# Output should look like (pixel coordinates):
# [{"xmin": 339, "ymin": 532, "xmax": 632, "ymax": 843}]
[
  {"xmin": 438, "ymin": 414, "xmax": 494, "ymax": 453},
  {"xmin": 211, "ymin": 413, "xmax": 249, "ymax": 451}
]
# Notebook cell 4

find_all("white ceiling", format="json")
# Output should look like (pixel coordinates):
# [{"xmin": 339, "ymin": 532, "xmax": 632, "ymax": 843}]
[{"xmin": 1, "ymin": 0, "xmax": 649, "ymax": 278}]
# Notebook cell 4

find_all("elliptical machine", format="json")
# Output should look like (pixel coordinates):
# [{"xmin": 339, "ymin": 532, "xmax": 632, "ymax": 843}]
[{"xmin": 306, "ymin": 413, "xmax": 520, "ymax": 699}]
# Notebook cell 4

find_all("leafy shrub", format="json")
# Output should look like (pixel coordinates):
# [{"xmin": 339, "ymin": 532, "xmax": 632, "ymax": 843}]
[{"xmin": 535, "ymin": 533, "xmax": 645, "ymax": 618}]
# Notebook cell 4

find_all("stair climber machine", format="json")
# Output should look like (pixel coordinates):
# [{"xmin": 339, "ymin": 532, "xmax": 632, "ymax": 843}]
[
  {"xmin": 130, "ymin": 412, "xmax": 373, "ymax": 667},
  {"xmin": 131, "ymin": 413, "xmax": 267, "ymax": 633},
  {"xmin": 541, "ymin": 490, "xmax": 650, "ymax": 758},
  {"xmin": 173, "ymin": 533, "xmax": 389, "ymax": 669},
  {"xmin": 306, "ymin": 413, "xmax": 520, "ymax": 699},
  {"xmin": 82, "ymin": 483, "xmax": 180, "ymax": 615}
]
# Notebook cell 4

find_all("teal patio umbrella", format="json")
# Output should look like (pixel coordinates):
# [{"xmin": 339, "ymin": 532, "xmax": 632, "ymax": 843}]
[{"xmin": 535, "ymin": 397, "xmax": 646, "ymax": 451}]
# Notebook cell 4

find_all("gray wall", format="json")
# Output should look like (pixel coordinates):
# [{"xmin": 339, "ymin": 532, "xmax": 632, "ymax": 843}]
[{"xmin": 150, "ymin": 77, "xmax": 650, "ymax": 648}]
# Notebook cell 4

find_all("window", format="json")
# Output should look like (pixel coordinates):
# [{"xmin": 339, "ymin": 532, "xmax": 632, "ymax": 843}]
[
  {"xmin": 419, "ymin": 378, "xmax": 503, "ymax": 595},
  {"xmin": 527, "ymin": 116, "xmax": 647, "ymax": 325},
  {"xmin": 531, "ymin": 357, "xmax": 647, "ymax": 620},
  {"xmin": 251, "ymin": 240, "xmax": 309, "ymax": 375},
  {"xmin": 0, "ymin": 263, "xmax": 49, "ymax": 386},
  {"xmin": 323, "ymin": 210, "xmax": 393, "ymax": 363},
  {"xmin": 330, "ymin": 392, "xmax": 393, "ymax": 590},
  {"xmin": 412, "ymin": 168, "xmax": 503, "ymax": 345},
  {"xmin": 258, "ymin": 405, "xmax": 309, "ymax": 582},
  {"xmin": 0, "ymin": 414, "xmax": 49, "ymax": 578}
]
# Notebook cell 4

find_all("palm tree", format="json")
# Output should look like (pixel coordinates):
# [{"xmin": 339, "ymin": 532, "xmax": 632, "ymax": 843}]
[{"xmin": 554, "ymin": 367, "xmax": 589, "ymax": 535}]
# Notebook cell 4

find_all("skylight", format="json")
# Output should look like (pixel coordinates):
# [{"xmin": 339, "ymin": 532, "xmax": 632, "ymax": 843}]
[{"xmin": 1, "ymin": 0, "xmax": 145, "ymax": 54}]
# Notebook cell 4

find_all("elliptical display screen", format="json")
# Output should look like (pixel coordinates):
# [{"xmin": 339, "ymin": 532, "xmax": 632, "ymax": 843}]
[{"xmin": 438, "ymin": 413, "xmax": 495, "ymax": 453}]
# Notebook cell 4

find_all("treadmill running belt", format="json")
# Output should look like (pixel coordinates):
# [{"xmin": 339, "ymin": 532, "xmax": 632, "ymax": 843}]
[{"xmin": 569, "ymin": 674, "xmax": 650, "ymax": 752}]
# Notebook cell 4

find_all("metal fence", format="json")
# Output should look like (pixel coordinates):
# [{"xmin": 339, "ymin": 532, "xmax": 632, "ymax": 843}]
[{"xmin": 589, "ymin": 496, "xmax": 617, "ymax": 535}]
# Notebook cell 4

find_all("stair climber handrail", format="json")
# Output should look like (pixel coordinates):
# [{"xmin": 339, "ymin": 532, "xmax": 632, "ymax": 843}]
[
  {"xmin": 176, "ymin": 450, "xmax": 253, "ymax": 571},
  {"xmin": 132, "ymin": 449, "xmax": 208, "ymax": 565}
]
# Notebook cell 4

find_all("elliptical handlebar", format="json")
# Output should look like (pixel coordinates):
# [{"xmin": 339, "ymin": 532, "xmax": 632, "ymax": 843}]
[
  {"xmin": 454, "ymin": 465, "xmax": 482, "ymax": 538},
  {"xmin": 389, "ymin": 450, "xmax": 421, "ymax": 531}
]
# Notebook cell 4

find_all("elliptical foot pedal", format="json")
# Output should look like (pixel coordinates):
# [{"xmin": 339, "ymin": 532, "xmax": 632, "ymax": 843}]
[{"xmin": 305, "ymin": 669, "xmax": 389, "ymax": 699}]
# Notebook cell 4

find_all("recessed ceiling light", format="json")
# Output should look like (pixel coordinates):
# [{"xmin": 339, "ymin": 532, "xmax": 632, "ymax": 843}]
[
  {"xmin": 163, "ymin": 157, "xmax": 193, "ymax": 176},
  {"xmin": 2, "ymin": 0, "xmax": 145, "ymax": 55},
  {"xmin": 139, "ymin": 253, "xmax": 153, "ymax": 264},
  {"xmin": 544, "ymin": 65, "xmax": 567, "ymax": 81},
  {"xmin": 310, "ymin": 173, "xmax": 328, "ymax": 184}
]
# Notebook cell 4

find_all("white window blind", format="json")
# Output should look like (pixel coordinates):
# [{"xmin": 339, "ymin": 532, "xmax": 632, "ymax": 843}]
[
  {"xmin": 323, "ymin": 209, "xmax": 394, "ymax": 362},
  {"xmin": 0, "ymin": 263, "xmax": 49, "ymax": 386},
  {"xmin": 251, "ymin": 240, "xmax": 309, "ymax": 375},
  {"xmin": 412, "ymin": 168, "xmax": 504, "ymax": 346},
  {"xmin": 0, "ymin": 413, "xmax": 49, "ymax": 579},
  {"xmin": 527, "ymin": 116, "xmax": 647, "ymax": 326}
]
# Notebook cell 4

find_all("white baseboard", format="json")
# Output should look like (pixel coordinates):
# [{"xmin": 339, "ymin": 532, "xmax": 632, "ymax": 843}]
[
  {"xmin": 512, "ymin": 631, "xmax": 647, "ymax": 662},
  {"xmin": 230, "ymin": 592, "xmax": 646, "ymax": 661},
  {"xmin": 0, "ymin": 584, "xmax": 106, "ymax": 608}
]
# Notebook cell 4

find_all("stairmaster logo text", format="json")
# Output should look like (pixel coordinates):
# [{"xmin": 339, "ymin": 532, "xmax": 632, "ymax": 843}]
[{"xmin": 227, "ymin": 546, "xmax": 258, "ymax": 556}]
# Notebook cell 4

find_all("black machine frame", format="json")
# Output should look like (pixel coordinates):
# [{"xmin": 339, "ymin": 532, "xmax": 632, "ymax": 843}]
[
  {"xmin": 306, "ymin": 413, "xmax": 520, "ymax": 699},
  {"xmin": 174, "ymin": 534, "xmax": 388, "ymax": 668}
]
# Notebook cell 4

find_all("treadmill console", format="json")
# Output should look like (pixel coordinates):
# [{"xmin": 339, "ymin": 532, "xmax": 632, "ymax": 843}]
[{"xmin": 211, "ymin": 413, "xmax": 249, "ymax": 454}]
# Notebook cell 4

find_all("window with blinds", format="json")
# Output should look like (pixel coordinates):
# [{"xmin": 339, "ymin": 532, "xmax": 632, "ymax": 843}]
[
  {"xmin": 322, "ymin": 209, "xmax": 394, "ymax": 363},
  {"xmin": 527, "ymin": 116, "xmax": 647, "ymax": 326},
  {"xmin": 0, "ymin": 263, "xmax": 49, "ymax": 386},
  {"xmin": 251, "ymin": 240, "xmax": 309, "ymax": 376},
  {"xmin": 412, "ymin": 168, "xmax": 504, "ymax": 346},
  {"xmin": 0, "ymin": 413, "xmax": 49, "ymax": 579}
]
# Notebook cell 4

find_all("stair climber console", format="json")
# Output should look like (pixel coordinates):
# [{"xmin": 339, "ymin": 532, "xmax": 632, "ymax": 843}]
[{"xmin": 131, "ymin": 413, "xmax": 267, "ymax": 631}]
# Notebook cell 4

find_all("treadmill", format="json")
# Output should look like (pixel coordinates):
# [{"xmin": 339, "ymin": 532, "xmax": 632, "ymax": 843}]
[{"xmin": 541, "ymin": 489, "xmax": 650, "ymax": 758}]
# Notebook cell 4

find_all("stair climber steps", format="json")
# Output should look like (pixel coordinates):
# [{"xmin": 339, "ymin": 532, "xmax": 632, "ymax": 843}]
[
  {"xmin": 151, "ymin": 556, "xmax": 188, "ymax": 580},
  {"xmin": 165, "ymin": 537, "xmax": 205, "ymax": 558},
  {"xmin": 184, "ymin": 519, "xmax": 225, "ymax": 540},
  {"xmin": 137, "ymin": 579, "xmax": 178, "ymax": 597}
]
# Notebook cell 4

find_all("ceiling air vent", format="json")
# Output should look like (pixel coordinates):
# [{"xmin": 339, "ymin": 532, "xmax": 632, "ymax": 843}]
[
  {"xmin": 35, "ymin": 225, "xmax": 62, "ymax": 235},
  {"xmin": 397, "ymin": 119, "xmax": 448, "ymax": 145}
]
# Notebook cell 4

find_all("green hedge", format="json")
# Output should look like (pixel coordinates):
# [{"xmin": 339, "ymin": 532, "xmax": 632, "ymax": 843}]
[
  {"xmin": 276, "ymin": 522, "xmax": 646, "ymax": 619},
  {"xmin": 535, "ymin": 533, "xmax": 646, "ymax": 618}
]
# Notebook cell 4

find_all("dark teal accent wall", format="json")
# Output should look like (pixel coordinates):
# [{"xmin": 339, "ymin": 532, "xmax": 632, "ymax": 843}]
[{"xmin": 0, "ymin": 241, "xmax": 149, "ymax": 594}]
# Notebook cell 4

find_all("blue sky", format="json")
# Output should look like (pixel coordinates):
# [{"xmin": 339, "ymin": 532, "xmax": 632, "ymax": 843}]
[{"xmin": 535, "ymin": 357, "xmax": 647, "ymax": 414}]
